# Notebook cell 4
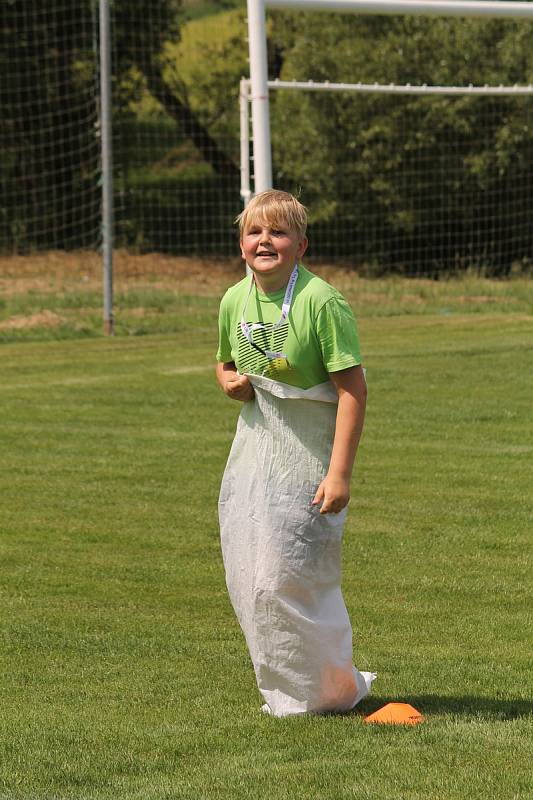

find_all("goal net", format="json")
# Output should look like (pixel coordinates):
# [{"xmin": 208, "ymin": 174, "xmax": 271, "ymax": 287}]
[
  {"xmin": 2, "ymin": 3, "xmax": 532, "ymax": 277},
  {"xmin": 244, "ymin": 12, "xmax": 533, "ymax": 276}
]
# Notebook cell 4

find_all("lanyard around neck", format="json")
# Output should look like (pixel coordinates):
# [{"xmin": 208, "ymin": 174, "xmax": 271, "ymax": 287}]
[{"xmin": 240, "ymin": 264, "xmax": 298, "ymax": 360}]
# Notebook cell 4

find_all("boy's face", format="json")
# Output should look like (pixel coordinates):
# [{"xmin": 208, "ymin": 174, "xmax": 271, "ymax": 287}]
[{"xmin": 240, "ymin": 219, "xmax": 308, "ymax": 289}]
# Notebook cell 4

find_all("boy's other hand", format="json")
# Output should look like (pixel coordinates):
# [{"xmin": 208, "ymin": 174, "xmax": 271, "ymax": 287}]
[
  {"xmin": 225, "ymin": 375, "xmax": 255, "ymax": 402},
  {"xmin": 312, "ymin": 475, "xmax": 350, "ymax": 514}
]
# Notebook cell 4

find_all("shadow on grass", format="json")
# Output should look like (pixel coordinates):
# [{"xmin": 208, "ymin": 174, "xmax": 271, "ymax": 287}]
[{"xmin": 358, "ymin": 694, "xmax": 533, "ymax": 721}]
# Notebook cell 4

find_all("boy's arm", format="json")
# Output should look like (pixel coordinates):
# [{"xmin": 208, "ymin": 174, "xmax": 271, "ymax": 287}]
[
  {"xmin": 312, "ymin": 365, "xmax": 367, "ymax": 514},
  {"xmin": 215, "ymin": 361, "xmax": 254, "ymax": 402}
]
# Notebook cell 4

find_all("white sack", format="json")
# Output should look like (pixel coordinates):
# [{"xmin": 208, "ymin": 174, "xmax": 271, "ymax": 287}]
[{"xmin": 219, "ymin": 374, "xmax": 375, "ymax": 717}]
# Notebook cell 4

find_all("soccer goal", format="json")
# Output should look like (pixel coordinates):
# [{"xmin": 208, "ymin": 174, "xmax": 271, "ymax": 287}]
[{"xmin": 242, "ymin": 0, "xmax": 533, "ymax": 274}]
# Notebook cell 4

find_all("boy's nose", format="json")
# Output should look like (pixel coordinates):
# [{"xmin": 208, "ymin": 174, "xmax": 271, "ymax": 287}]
[{"xmin": 259, "ymin": 229, "xmax": 272, "ymax": 244}]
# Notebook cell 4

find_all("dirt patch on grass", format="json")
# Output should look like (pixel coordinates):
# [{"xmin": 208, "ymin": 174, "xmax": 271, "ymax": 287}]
[
  {"xmin": 0, "ymin": 309, "xmax": 64, "ymax": 330},
  {"xmin": 453, "ymin": 294, "xmax": 518, "ymax": 305}
]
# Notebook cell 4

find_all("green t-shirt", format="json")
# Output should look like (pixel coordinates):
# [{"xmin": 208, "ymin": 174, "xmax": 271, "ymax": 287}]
[{"xmin": 216, "ymin": 265, "xmax": 361, "ymax": 390}]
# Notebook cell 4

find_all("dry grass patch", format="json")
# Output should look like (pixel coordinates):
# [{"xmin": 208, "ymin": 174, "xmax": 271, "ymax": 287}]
[
  {"xmin": 0, "ymin": 309, "xmax": 65, "ymax": 330},
  {"xmin": 0, "ymin": 251, "xmax": 244, "ymax": 297}
]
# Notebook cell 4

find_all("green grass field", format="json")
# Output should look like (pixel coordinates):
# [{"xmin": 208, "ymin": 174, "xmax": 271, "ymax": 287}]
[{"xmin": 1, "ymin": 275, "xmax": 532, "ymax": 798}]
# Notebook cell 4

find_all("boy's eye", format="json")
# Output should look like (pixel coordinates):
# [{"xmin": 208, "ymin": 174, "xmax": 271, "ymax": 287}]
[{"xmin": 246, "ymin": 228, "xmax": 286, "ymax": 237}]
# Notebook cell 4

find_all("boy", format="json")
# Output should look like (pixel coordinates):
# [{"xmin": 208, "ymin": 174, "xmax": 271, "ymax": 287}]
[{"xmin": 216, "ymin": 190, "xmax": 375, "ymax": 716}]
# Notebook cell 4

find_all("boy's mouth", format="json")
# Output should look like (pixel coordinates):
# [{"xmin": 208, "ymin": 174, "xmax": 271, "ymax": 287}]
[{"xmin": 257, "ymin": 250, "xmax": 276, "ymax": 257}]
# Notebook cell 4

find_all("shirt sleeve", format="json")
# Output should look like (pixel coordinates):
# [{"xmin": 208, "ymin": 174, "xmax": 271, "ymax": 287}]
[
  {"xmin": 216, "ymin": 293, "xmax": 233, "ymax": 363},
  {"xmin": 315, "ymin": 295, "xmax": 362, "ymax": 372}
]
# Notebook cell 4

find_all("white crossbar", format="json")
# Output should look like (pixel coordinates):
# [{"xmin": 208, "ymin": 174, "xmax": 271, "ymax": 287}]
[
  {"xmin": 267, "ymin": 0, "xmax": 533, "ymax": 19},
  {"xmin": 266, "ymin": 79, "xmax": 533, "ymax": 96}
]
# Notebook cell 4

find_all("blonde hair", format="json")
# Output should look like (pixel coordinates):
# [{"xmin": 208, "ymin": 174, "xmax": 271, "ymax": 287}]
[{"xmin": 236, "ymin": 190, "xmax": 307, "ymax": 239}]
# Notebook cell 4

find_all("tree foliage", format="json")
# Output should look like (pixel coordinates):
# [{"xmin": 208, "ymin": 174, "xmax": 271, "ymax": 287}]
[{"xmin": 113, "ymin": 0, "xmax": 239, "ymax": 178}]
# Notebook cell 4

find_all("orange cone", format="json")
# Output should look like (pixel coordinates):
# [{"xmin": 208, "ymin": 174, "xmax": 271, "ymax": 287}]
[{"xmin": 364, "ymin": 702, "xmax": 424, "ymax": 725}]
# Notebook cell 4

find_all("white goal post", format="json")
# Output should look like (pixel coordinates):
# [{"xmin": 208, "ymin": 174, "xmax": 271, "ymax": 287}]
[{"xmin": 246, "ymin": 0, "xmax": 533, "ymax": 194}]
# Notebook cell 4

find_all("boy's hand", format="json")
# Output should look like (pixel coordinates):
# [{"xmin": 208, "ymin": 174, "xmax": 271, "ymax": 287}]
[
  {"xmin": 224, "ymin": 374, "xmax": 255, "ymax": 402},
  {"xmin": 216, "ymin": 362, "xmax": 255, "ymax": 403},
  {"xmin": 312, "ymin": 475, "xmax": 350, "ymax": 514},
  {"xmin": 313, "ymin": 365, "xmax": 366, "ymax": 515}
]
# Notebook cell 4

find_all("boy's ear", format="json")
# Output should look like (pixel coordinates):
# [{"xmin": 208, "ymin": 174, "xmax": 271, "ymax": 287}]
[
  {"xmin": 240, "ymin": 241, "xmax": 246, "ymax": 260},
  {"xmin": 297, "ymin": 236, "xmax": 309, "ymax": 259}
]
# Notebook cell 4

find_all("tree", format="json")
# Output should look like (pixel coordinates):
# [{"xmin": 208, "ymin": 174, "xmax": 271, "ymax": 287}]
[
  {"xmin": 113, "ymin": 0, "xmax": 239, "ymax": 179},
  {"xmin": 0, "ymin": 0, "xmax": 100, "ymax": 251},
  {"xmin": 0, "ymin": 0, "xmax": 241, "ymax": 253}
]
